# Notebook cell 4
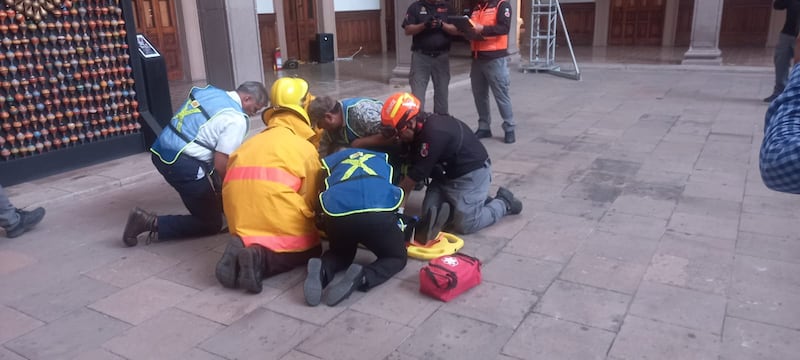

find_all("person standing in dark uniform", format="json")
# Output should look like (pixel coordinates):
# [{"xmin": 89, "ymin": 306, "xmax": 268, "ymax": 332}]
[
  {"xmin": 403, "ymin": 0, "xmax": 460, "ymax": 115},
  {"xmin": 380, "ymin": 92, "xmax": 523, "ymax": 236},
  {"xmin": 765, "ymin": 0, "xmax": 800, "ymax": 103}
]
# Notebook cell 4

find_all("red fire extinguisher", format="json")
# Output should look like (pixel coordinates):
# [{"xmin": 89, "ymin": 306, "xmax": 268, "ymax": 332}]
[{"xmin": 274, "ymin": 47, "xmax": 283, "ymax": 71}]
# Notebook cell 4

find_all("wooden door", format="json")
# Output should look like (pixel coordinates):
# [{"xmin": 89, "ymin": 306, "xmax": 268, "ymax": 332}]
[
  {"xmin": 132, "ymin": 0, "xmax": 184, "ymax": 80},
  {"xmin": 719, "ymin": 0, "xmax": 771, "ymax": 47},
  {"xmin": 608, "ymin": 0, "xmax": 666, "ymax": 46},
  {"xmin": 386, "ymin": 0, "xmax": 395, "ymax": 52},
  {"xmin": 674, "ymin": 0, "xmax": 694, "ymax": 47},
  {"xmin": 283, "ymin": 0, "xmax": 318, "ymax": 61}
]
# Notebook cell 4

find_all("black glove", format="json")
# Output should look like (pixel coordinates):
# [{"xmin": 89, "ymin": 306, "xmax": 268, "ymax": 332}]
[
  {"xmin": 424, "ymin": 18, "xmax": 434, "ymax": 29},
  {"xmin": 431, "ymin": 17, "xmax": 443, "ymax": 29}
]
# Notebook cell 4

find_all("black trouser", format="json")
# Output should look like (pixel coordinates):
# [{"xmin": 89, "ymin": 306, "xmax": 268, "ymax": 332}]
[{"xmin": 320, "ymin": 211, "xmax": 407, "ymax": 291}]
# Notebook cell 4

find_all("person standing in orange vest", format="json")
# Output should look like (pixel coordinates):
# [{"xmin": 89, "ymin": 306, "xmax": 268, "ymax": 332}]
[{"xmin": 469, "ymin": 0, "xmax": 516, "ymax": 144}]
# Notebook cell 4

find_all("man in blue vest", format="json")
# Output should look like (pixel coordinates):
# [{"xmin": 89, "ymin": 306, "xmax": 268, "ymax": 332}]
[
  {"xmin": 307, "ymin": 96, "xmax": 397, "ymax": 157},
  {"xmin": 121, "ymin": 81, "xmax": 269, "ymax": 246},
  {"xmin": 304, "ymin": 148, "xmax": 426, "ymax": 306}
]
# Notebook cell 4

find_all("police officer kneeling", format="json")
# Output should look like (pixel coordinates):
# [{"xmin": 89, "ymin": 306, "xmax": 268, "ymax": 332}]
[{"xmin": 380, "ymin": 92, "xmax": 522, "ymax": 236}]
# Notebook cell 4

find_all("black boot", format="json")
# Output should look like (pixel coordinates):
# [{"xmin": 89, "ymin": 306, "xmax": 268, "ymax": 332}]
[
  {"xmin": 237, "ymin": 246, "xmax": 265, "ymax": 294},
  {"xmin": 496, "ymin": 187, "xmax": 523, "ymax": 215},
  {"xmin": 325, "ymin": 263, "xmax": 365, "ymax": 306},
  {"xmin": 122, "ymin": 207, "xmax": 156, "ymax": 247},
  {"xmin": 304, "ymin": 258, "xmax": 324, "ymax": 306},
  {"xmin": 414, "ymin": 202, "xmax": 451, "ymax": 245},
  {"xmin": 215, "ymin": 235, "xmax": 244, "ymax": 288},
  {"xmin": 474, "ymin": 129, "xmax": 492, "ymax": 139},
  {"xmin": 5, "ymin": 207, "xmax": 46, "ymax": 238}
]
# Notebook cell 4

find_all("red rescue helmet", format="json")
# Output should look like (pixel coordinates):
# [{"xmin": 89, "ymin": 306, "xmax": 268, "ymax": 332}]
[{"xmin": 381, "ymin": 92, "xmax": 421, "ymax": 129}]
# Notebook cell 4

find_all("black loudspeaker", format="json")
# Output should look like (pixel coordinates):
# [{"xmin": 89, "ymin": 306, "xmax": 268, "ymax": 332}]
[{"xmin": 311, "ymin": 33, "xmax": 335, "ymax": 63}]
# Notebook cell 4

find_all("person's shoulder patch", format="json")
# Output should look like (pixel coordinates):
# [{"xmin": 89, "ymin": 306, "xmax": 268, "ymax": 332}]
[
  {"xmin": 504, "ymin": 7, "xmax": 510, "ymax": 18},
  {"xmin": 420, "ymin": 143, "xmax": 430, "ymax": 158}
]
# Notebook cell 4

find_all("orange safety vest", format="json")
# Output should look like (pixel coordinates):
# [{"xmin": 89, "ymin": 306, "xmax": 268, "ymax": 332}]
[
  {"xmin": 470, "ymin": 0, "xmax": 508, "ymax": 53},
  {"xmin": 222, "ymin": 111, "xmax": 322, "ymax": 252}
]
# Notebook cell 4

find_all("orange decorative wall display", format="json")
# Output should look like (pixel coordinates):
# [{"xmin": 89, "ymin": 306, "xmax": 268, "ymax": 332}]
[{"xmin": 0, "ymin": 0, "xmax": 141, "ymax": 164}]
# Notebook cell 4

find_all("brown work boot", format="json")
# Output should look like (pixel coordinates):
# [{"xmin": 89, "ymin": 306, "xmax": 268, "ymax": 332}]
[{"xmin": 122, "ymin": 207, "xmax": 156, "ymax": 247}]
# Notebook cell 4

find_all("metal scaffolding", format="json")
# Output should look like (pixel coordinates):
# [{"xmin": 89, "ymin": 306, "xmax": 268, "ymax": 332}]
[{"xmin": 520, "ymin": 0, "xmax": 581, "ymax": 80}]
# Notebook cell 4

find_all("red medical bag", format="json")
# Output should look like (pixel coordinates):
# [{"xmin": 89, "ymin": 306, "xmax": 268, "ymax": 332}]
[{"xmin": 419, "ymin": 253, "xmax": 482, "ymax": 302}]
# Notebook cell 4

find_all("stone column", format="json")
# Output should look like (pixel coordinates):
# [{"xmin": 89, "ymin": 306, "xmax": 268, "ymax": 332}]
[
  {"xmin": 508, "ymin": 0, "xmax": 521, "ymax": 62},
  {"xmin": 682, "ymin": 0, "xmax": 724, "ymax": 65},
  {"xmin": 593, "ymin": 0, "xmax": 610, "ymax": 46},
  {"xmin": 390, "ymin": 0, "xmax": 414, "ymax": 85},
  {"xmin": 225, "ymin": 0, "xmax": 266, "ymax": 84}
]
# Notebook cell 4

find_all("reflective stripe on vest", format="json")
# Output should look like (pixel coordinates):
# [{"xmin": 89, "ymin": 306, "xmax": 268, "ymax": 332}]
[
  {"xmin": 470, "ymin": 0, "xmax": 508, "ymax": 53},
  {"xmin": 320, "ymin": 148, "xmax": 403, "ymax": 216},
  {"xmin": 150, "ymin": 86, "xmax": 246, "ymax": 164},
  {"xmin": 240, "ymin": 232, "xmax": 319, "ymax": 252},
  {"xmin": 224, "ymin": 166, "xmax": 302, "ymax": 192}
]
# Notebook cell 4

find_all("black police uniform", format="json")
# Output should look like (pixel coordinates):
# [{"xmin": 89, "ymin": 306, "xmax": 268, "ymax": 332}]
[
  {"xmin": 403, "ymin": 0, "xmax": 454, "ymax": 115},
  {"xmin": 405, "ymin": 113, "xmax": 509, "ymax": 234}
]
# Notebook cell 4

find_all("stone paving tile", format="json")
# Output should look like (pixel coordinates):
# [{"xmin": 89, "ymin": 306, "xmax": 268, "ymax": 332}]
[
  {"xmin": 577, "ymin": 230, "xmax": 659, "ymax": 265},
  {"xmin": 89, "ymin": 277, "xmax": 198, "ymax": 325},
  {"xmin": 264, "ymin": 282, "xmax": 353, "ymax": 326},
  {"xmin": 280, "ymin": 350, "xmax": 322, "ymax": 360},
  {"xmin": 736, "ymin": 231, "xmax": 800, "ymax": 264},
  {"xmin": 536, "ymin": 280, "xmax": 631, "ymax": 332},
  {"xmin": 644, "ymin": 235, "xmax": 734, "ymax": 295},
  {"xmin": 667, "ymin": 212, "xmax": 739, "ymax": 240},
  {"xmin": 609, "ymin": 315, "xmax": 720, "ymax": 360},
  {"xmin": 693, "ymin": 158, "xmax": 750, "ymax": 179},
  {"xmin": 741, "ymin": 194, "xmax": 799, "ymax": 219},
  {"xmin": 200, "ymin": 308, "xmax": 318, "ymax": 360},
  {"xmin": 505, "ymin": 212, "xmax": 596, "ymax": 263},
  {"xmin": 262, "ymin": 266, "xmax": 307, "ymax": 291},
  {"xmin": 298, "ymin": 309, "xmax": 412, "ymax": 360},
  {"xmin": 608, "ymin": 193, "xmax": 676, "ymax": 220},
  {"xmin": 651, "ymin": 141, "xmax": 704, "ymax": 163},
  {"xmin": 103, "ymin": 308, "xmax": 223, "ymax": 359},
  {"xmin": 442, "ymin": 282, "xmax": 538, "ymax": 329},
  {"xmin": 176, "ymin": 285, "xmax": 281, "ymax": 325},
  {"xmin": 739, "ymin": 212, "xmax": 800, "ymax": 239},
  {"xmin": 0, "ymin": 305, "xmax": 43, "ymax": 344},
  {"xmin": 728, "ymin": 279, "xmax": 800, "ymax": 330},
  {"xmin": 4, "ymin": 308, "xmax": 130, "ymax": 360},
  {"xmin": 674, "ymin": 195, "xmax": 742, "ymax": 220},
  {"xmin": 7, "ymin": 275, "xmax": 119, "ymax": 323},
  {"xmin": 560, "ymin": 252, "xmax": 646, "ymax": 294},
  {"xmin": 682, "ymin": 179, "xmax": 745, "ymax": 203},
  {"xmin": 396, "ymin": 311, "xmax": 513, "ymax": 360},
  {"xmin": 561, "ymin": 180, "xmax": 623, "ymax": 205},
  {"xmin": 721, "ymin": 316, "xmax": 800, "ymax": 360},
  {"xmin": 732, "ymin": 254, "xmax": 800, "ymax": 290},
  {"xmin": 349, "ymin": 278, "xmax": 441, "ymax": 327},
  {"xmin": 393, "ymin": 258, "xmax": 427, "ymax": 283},
  {"xmin": 156, "ymin": 250, "xmax": 220, "ymax": 290},
  {"xmin": 502, "ymin": 313, "xmax": 615, "ymax": 360},
  {"xmin": 144, "ymin": 235, "xmax": 228, "ymax": 262},
  {"xmin": 173, "ymin": 348, "xmax": 227, "ymax": 360},
  {"xmin": 639, "ymin": 158, "xmax": 695, "ymax": 175},
  {"xmin": 597, "ymin": 211, "xmax": 667, "ymax": 240},
  {"xmin": 71, "ymin": 348, "xmax": 126, "ymax": 360},
  {"xmin": 456, "ymin": 234, "xmax": 510, "ymax": 264},
  {"xmin": 84, "ymin": 248, "xmax": 180, "ymax": 288},
  {"xmin": 0, "ymin": 348, "xmax": 26, "ymax": 360},
  {"xmin": 482, "ymin": 252, "xmax": 562, "ymax": 293},
  {"xmin": 544, "ymin": 195, "xmax": 611, "ymax": 220},
  {"xmin": 0, "ymin": 251, "xmax": 35, "ymax": 276},
  {"xmin": 629, "ymin": 281, "xmax": 726, "ymax": 334},
  {"xmin": 384, "ymin": 351, "xmax": 420, "ymax": 360}
]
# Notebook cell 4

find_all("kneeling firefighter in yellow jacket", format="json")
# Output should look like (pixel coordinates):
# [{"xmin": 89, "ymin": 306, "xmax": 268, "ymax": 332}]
[{"xmin": 215, "ymin": 77, "xmax": 323, "ymax": 294}]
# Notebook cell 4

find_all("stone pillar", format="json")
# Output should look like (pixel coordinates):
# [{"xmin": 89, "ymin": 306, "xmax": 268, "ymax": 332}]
[
  {"xmin": 508, "ymin": 0, "xmax": 521, "ymax": 62},
  {"xmin": 390, "ymin": 0, "xmax": 414, "ymax": 85},
  {"xmin": 225, "ymin": 0, "xmax": 266, "ymax": 84},
  {"xmin": 593, "ymin": 0, "xmax": 610, "ymax": 46},
  {"xmin": 662, "ymin": 0, "xmax": 679, "ymax": 47},
  {"xmin": 177, "ymin": 1, "xmax": 206, "ymax": 81},
  {"xmin": 682, "ymin": 0, "xmax": 724, "ymax": 65}
]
